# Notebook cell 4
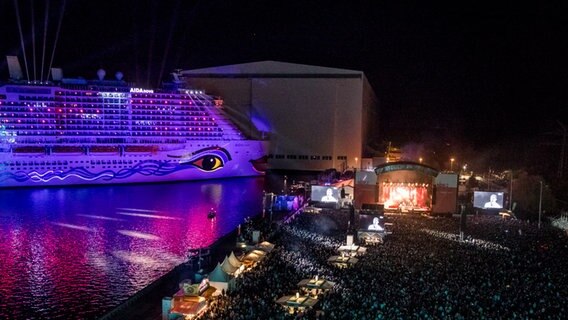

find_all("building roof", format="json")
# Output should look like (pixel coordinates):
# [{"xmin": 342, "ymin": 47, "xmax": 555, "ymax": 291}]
[{"xmin": 180, "ymin": 61, "xmax": 364, "ymax": 78}]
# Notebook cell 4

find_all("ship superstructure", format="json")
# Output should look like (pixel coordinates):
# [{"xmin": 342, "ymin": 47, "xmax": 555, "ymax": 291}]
[{"xmin": 0, "ymin": 76, "xmax": 267, "ymax": 187}]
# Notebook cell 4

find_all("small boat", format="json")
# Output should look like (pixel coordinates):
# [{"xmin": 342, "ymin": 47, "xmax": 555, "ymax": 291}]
[{"xmin": 207, "ymin": 209, "xmax": 216, "ymax": 219}]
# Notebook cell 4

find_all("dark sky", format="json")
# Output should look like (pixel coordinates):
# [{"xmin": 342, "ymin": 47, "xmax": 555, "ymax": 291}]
[{"xmin": 1, "ymin": 0, "xmax": 567, "ymax": 169}]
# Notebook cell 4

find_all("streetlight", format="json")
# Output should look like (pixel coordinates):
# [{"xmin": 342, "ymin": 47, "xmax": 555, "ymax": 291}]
[
  {"xmin": 509, "ymin": 170, "xmax": 513, "ymax": 211},
  {"xmin": 450, "ymin": 158, "xmax": 455, "ymax": 171},
  {"xmin": 539, "ymin": 181, "xmax": 543, "ymax": 229},
  {"xmin": 355, "ymin": 157, "xmax": 358, "ymax": 169},
  {"xmin": 419, "ymin": 157, "xmax": 423, "ymax": 164}
]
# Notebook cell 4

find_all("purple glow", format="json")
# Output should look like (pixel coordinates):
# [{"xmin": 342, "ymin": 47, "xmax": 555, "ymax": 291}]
[{"xmin": 0, "ymin": 177, "xmax": 264, "ymax": 319}]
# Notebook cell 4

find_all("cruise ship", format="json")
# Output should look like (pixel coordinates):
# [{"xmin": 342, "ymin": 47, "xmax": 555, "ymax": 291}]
[{"xmin": 0, "ymin": 71, "xmax": 268, "ymax": 187}]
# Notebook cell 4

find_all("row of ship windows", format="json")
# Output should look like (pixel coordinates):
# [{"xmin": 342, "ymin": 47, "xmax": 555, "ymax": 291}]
[
  {"xmin": 49, "ymin": 92, "xmax": 207, "ymax": 101},
  {"xmin": 0, "ymin": 107, "xmax": 208, "ymax": 114},
  {"xmin": 130, "ymin": 94, "xmax": 207, "ymax": 100},
  {"xmin": 10, "ymin": 131, "xmax": 224, "ymax": 137},
  {"xmin": 13, "ymin": 138, "xmax": 204, "ymax": 144},
  {"xmin": 7, "ymin": 159, "xmax": 131, "ymax": 166},
  {"xmin": 3, "ymin": 125, "xmax": 222, "ymax": 131},
  {"xmin": 2, "ymin": 121, "xmax": 219, "ymax": 127},
  {"xmin": 0, "ymin": 113, "xmax": 215, "ymax": 122},
  {"xmin": 57, "ymin": 99, "xmax": 206, "ymax": 106},
  {"xmin": 269, "ymin": 155, "xmax": 347, "ymax": 161},
  {"xmin": 3, "ymin": 160, "xmax": 180, "ymax": 170},
  {"xmin": 4, "ymin": 159, "xmax": 184, "ymax": 166},
  {"xmin": 52, "ymin": 95, "xmax": 208, "ymax": 103}
]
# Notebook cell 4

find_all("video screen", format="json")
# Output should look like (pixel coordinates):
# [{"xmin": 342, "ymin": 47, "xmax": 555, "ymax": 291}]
[
  {"xmin": 473, "ymin": 191, "xmax": 504, "ymax": 209},
  {"xmin": 380, "ymin": 183, "xmax": 430, "ymax": 211},
  {"xmin": 359, "ymin": 213, "xmax": 385, "ymax": 232},
  {"xmin": 311, "ymin": 186, "xmax": 339, "ymax": 203}
]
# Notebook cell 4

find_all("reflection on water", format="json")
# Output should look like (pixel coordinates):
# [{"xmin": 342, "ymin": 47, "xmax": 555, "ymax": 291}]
[{"xmin": 0, "ymin": 178, "xmax": 264, "ymax": 319}]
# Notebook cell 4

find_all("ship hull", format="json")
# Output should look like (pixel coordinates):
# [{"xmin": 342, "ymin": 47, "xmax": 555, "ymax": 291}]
[{"xmin": 0, "ymin": 141, "xmax": 267, "ymax": 188}]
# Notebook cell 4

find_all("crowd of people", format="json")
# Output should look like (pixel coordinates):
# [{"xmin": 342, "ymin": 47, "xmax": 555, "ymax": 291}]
[{"xmin": 196, "ymin": 208, "xmax": 568, "ymax": 319}]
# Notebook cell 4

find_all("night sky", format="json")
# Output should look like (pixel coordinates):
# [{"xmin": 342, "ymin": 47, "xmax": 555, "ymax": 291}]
[{"xmin": 1, "ymin": 0, "xmax": 567, "ymax": 172}]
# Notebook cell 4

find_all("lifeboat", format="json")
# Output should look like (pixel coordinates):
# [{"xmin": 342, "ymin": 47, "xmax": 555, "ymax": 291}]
[
  {"xmin": 53, "ymin": 146, "xmax": 84, "ymax": 154},
  {"xmin": 90, "ymin": 146, "xmax": 119, "ymax": 154},
  {"xmin": 13, "ymin": 146, "xmax": 45, "ymax": 154}
]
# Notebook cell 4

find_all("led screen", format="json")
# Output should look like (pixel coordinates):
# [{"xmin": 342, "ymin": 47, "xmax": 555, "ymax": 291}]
[
  {"xmin": 380, "ymin": 183, "xmax": 430, "ymax": 211},
  {"xmin": 359, "ymin": 213, "xmax": 385, "ymax": 232},
  {"xmin": 473, "ymin": 191, "xmax": 504, "ymax": 209},
  {"xmin": 311, "ymin": 186, "xmax": 339, "ymax": 203}
]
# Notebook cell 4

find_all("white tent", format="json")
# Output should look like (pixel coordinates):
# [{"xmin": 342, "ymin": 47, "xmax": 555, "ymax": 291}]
[
  {"xmin": 221, "ymin": 256, "xmax": 239, "ymax": 275},
  {"xmin": 208, "ymin": 262, "xmax": 235, "ymax": 292},
  {"xmin": 228, "ymin": 251, "xmax": 242, "ymax": 268}
]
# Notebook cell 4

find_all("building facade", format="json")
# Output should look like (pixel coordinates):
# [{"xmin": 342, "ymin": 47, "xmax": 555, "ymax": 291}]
[{"xmin": 180, "ymin": 61, "xmax": 379, "ymax": 172}]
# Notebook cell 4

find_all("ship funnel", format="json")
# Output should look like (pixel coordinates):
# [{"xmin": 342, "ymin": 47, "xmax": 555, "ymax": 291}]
[
  {"xmin": 115, "ymin": 71, "xmax": 124, "ymax": 81},
  {"xmin": 97, "ymin": 69, "xmax": 106, "ymax": 81},
  {"xmin": 6, "ymin": 56, "xmax": 24, "ymax": 80},
  {"xmin": 51, "ymin": 68, "xmax": 63, "ymax": 81}
]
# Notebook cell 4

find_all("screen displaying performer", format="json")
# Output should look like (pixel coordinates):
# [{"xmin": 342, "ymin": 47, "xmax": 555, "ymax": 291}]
[
  {"xmin": 473, "ymin": 191, "xmax": 504, "ymax": 209},
  {"xmin": 367, "ymin": 217, "xmax": 384, "ymax": 231},
  {"xmin": 311, "ymin": 186, "xmax": 339, "ymax": 203},
  {"xmin": 359, "ymin": 213, "xmax": 385, "ymax": 232},
  {"xmin": 321, "ymin": 188, "xmax": 338, "ymax": 202}
]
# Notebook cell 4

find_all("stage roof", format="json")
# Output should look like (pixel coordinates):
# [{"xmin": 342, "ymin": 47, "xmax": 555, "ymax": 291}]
[{"xmin": 374, "ymin": 161, "xmax": 439, "ymax": 177}]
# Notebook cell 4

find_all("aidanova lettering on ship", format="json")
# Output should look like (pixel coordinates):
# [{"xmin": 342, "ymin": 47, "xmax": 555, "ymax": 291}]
[{"xmin": 0, "ymin": 61, "xmax": 268, "ymax": 187}]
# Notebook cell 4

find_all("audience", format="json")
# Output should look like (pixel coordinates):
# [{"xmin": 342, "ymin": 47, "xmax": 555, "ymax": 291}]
[{"xmin": 197, "ymin": 209, "xmax": 568, "ymax": 319}]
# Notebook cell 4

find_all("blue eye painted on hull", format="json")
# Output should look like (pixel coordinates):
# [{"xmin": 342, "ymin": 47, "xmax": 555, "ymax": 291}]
[
  {"xmin": 177, "ymin": 147, "xmax": 231, "ymax": 172},
  {"xmin": 190, "ymin": 154, "xmax": 224, "ymax": 172}
]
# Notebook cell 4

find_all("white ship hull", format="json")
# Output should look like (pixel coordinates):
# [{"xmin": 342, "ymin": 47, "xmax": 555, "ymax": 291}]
[
  {"xmin": 0, "ymin": 77, "xmax": 269, "ymax": 188},
  {"xmin": 0, "ymin": 141, "xmax": 267, "ymax": 187}
]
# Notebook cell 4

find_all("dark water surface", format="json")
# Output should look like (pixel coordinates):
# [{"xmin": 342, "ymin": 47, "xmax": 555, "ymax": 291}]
[{"xmin": 0, "ymin": 177, "xmax": 264, "ymax": 319}]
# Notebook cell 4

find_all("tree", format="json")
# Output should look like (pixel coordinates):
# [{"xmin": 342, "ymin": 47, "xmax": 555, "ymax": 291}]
[{"xmin": 512, "ymin": 170, "xmax": 556, "ymax": 219}]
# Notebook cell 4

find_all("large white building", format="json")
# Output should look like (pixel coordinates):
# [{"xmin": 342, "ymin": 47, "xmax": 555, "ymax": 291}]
[{"xmin": 180, "ymin": 61, "xmax": 379, "ymax": 172}]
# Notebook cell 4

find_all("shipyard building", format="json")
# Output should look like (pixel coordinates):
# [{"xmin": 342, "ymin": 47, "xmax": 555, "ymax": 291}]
[{"xmin": 180, "ymin": 61, "xmax": 379, "ymax": 172}]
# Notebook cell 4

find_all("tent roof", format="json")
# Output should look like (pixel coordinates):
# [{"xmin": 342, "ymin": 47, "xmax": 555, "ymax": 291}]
[
  {"xmin": 297, "ymin": 278, "xmax": 335, "ymax": 290},
  {"xmin": 275, "ymin": 295, "xmax": 319, "ymax": 308},
  {"xmin": 208, "ymin": 263, "xmax": 233, "ymax": 282},
  {"xmin": 228, "ymin": 251, "xmax": 242, "ymax": 268},
  {"xmin": 327, "ymin": 256, "xmax": 359, "ymax": 264},
  {"xmin": 221, "ymin": 256, "xmax": 238, "ymax": 274}
]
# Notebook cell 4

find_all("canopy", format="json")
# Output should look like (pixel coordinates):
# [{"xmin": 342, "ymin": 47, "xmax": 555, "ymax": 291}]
[
  {"xmin": 208, "ymin": 262, "xmax": 233, "ymax": 282},
  {"xmin": 170, "ymin": 295, "xmax": 206, "ymax": 317},
  {"xmin": 221, "ymin": 256, "xmax": 239, "ymax": 274},
  {"xmin": 297, "ymin": 278, "xmax": 335, "ymax": 290},
  {"xmin": 256, "ymin": 241, "xmax": 275, "ymax": 252},
  {"xmin": 327, "ymin": 255, "xmax": 359, "ymax": 267},
  {"xmin": 338, "ymin": 245, "xmax": 367, "ymax": 256},
  {"xmin": 228, "ymin": 251, "xmax": 242, "ymax": 268},
  {"xmin": 276, "ymin": 295, "xmax": 319, "ymax": 308}
]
